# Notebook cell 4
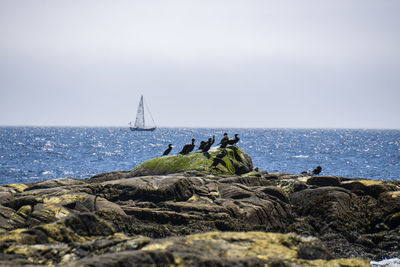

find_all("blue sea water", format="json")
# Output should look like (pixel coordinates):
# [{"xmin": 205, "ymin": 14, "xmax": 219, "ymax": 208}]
[{"xmin": 0, "ymin": 127, "xmax": 399, "ymax": 185}]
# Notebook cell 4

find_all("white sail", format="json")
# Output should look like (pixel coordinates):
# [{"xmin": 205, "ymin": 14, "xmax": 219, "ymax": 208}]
[
  {"xmin": 134, "ymin": 96, "xmax": 145, "ymax": 128},
  {"xmin": 129, "ymin": 95, "xmax": 156, "ymax": 131}
]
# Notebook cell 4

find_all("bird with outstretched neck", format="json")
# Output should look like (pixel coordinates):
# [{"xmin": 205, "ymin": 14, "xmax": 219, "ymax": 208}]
[
  {"xmin": 227, "ymin": 134, "xmax": 240, "ymax": 146},
  {"xmin": 179, "ymin": 139, "xmax": 195, "ymax": 155}
]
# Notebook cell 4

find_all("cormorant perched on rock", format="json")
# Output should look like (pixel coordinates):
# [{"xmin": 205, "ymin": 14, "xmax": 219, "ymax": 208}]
[
  {"xmin": 210, "ymin": 149, "xmax": 227, "ymax": 168},
  {"xmin": 312, "ymin": 166, "xmax": 322, "ymax": 175},
  {"xmin": 216, "ymin": 149, "xmax": 227, "ymax": 158},
  {"xmin": 162, "ymin": 144, "xmax": 173, "ymax": 156},
  {"xmin": 179, "ymin": 139, "xmax": 195, "ymax": 155},
  {"xmin": 198, "ymin": 141, "xmax": 206, "ymax": 150},
  {"xmin": 227, "ymin": 134, "xmax": 240, "ymax": 146},
  {"xmin": 219, "ymin": 133, "xmax": 229, "ymax": 148},
  {"xmin": 202, "ymin": 135, "xmax": 215, "ymax": 153}
]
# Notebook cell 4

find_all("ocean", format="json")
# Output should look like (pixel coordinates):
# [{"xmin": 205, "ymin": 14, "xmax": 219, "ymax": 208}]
[{"xmin": 0, "ymin": 127, "xmax": 399, "ymax": 185}]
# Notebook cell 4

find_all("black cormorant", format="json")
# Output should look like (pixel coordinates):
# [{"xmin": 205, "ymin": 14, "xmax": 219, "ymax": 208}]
[
  {"xmin": 211, "ymin": 149, "xmax": 227, "ymax": 168},
  {"xmin": 219, "ymin": 133, "xmax": 229, "ymax": 148},
  {"xmin": 202, "ymin": 135, "xmax": 215, "ymax": 153},
  {"xmin": 179, "ymin": 139, "xmax": 195, "ymax": 155},
  {"xmin": 312, "ymin": 166, "xmax": 322, "ymax": 175},
  {"xmin": 227, "ymin": 134, "xmax": 240, "ymax": 146},
  {"xmin": 162, "ymin": 144, "xmax": 173, "ymax": 156},
  {"xmin": 198, "ymin": 141, "xmax": 206, "ymax": 150}
]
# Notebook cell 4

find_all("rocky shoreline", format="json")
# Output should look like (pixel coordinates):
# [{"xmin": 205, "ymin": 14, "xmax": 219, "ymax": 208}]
[{"xmin": 1, "ymin": 146, "xmax": 399, "ymax": 266}]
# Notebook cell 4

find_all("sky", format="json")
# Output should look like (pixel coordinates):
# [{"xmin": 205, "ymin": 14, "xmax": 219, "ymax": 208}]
[{"xmin": 1, "ymin": 0, "xmax": 399, "ymax": 129}]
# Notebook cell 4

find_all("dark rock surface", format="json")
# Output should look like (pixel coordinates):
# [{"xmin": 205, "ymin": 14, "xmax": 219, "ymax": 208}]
[{"xmin": 0, "ymin": 147, "xmax": 399, "ymax": 265}]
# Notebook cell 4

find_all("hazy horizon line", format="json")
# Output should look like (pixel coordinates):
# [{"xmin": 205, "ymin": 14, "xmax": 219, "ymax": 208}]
[{"xmin": 1, "ymin": 125, "xmax": 399, "ymax": 131}]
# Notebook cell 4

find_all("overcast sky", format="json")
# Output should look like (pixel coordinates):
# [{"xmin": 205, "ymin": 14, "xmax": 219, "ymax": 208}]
[{"xmin": 1, "ymin": 1, "xmax": 399, "ymax": 128}]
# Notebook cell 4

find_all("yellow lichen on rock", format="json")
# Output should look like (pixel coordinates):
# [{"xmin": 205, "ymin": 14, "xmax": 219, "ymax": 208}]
[
  {"xmin": 43, "ymin": 193, "xmax": 87, "ymax": 205},
  {"xmin": 5, "ymin": 243, "xmax": 67, "ymax": 259},
  {"xmin": 386, "ymin": 190, "xmax": 400, "ymax": 199},
  {"xmin": 2, "ymin": 183, "xmax": 29, "ymax": 192},
  {"xmin": 17, "ymin": 205, "xmax": 32, "ymax": 218},
  {"xmin": 41, "ymin": 203, "xmax": 71, "ymax": 220},
  {"xmin": 300, "ymin": 176, "xmax": 312, "ymax": 182},
  {"xmin": 187, "ymin": 195, "xmax": 198, "ymax": 202},
  {"xmin": 0, "ymin": 228, "xmax": 28, "ymax": 243},
  {"xmin": 188, "ymin": 232, "xmax": 298, "ymax": 260},
  {"xmin": 184, "ymin": 232, "xmax": 369, "ymax": 266},
  {"xmin": 136, "ymin": 231, "xmax": 370, "ymax": 266},
  {"xmin": 171, "ymin": 256, "xmax": 185, "ymax": 267},
  {"xmin": 342, "ymin": 179, "xmax": 383, "ymax": 186},
  {"xmin": 39, "ymin": 222, "xmax": 85, "ymax": 243},
  {"xmin": 141, "ymin": 240, "xmax": 174, "ymax": 251}
]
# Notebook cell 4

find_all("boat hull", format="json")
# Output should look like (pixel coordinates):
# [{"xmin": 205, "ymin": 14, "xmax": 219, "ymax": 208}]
[{"xmin": 130, "ymin": 127, "xmax": 156, "ymax": 132}]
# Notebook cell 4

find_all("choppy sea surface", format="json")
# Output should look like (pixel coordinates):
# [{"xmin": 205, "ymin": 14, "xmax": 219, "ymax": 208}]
[{"xmin": 0, "ymin": 127, "xmax": 399, "ymax": 185}]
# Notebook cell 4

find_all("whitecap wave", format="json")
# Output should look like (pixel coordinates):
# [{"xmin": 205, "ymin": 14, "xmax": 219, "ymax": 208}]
[
  {"xmin": 41, "ymin": 141, "xmax": 55, "ymax": 151},
  {"xmin": 149, "ymin": 143, "xmax": 161, "ymax": 147},
  {"xmin": 92, "ymin": 142, "xmax": 105, "ymax": 148}
]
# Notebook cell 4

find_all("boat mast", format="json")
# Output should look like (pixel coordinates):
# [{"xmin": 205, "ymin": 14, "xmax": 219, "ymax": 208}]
[{"xmin": 144, "ymin": 97, "xmax": 156, "ymax": 128}]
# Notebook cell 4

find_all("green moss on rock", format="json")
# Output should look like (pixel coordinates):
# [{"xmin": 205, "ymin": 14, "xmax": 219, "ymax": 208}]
[{"xmin": 131, "ymin": 146, "xmax": 253, "ymax": 177}]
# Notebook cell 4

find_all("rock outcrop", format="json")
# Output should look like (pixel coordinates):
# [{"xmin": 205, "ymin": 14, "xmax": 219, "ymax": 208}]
[
  {"xmin": 131, "ymin": 146, "xmax": 253, "ymax": 176},
  {"xmin": 0, "ymin": 146, "xmax": 399, "ymax": 265}
]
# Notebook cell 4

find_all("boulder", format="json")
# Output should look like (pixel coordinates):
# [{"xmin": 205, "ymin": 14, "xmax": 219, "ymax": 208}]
[
  {"xmin": 100, "ymin": 176, "xmax": 196, "ymax": 202},
  {"xmin": 131, "ymin": 146, "xmax": 253, "ymax": 176},
  {"xmin": 291, "ymin": 187, "xmax": 352, "ymax": 217},
  {"xmin": 341, "ymin": 179, "xmax": 399, "ymax": 198}
]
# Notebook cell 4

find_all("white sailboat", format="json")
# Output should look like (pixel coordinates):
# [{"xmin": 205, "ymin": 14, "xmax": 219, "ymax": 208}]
[{"xmin": 129, "ymin": 95, "xmax": 156, "ymax": 131}]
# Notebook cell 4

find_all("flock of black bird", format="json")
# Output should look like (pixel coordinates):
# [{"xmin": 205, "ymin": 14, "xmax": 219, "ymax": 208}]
[
  {"xmin": 161, "ymin": 133, "xmax": 239, "ymax": 169},
  {"xmin": 161, "ymin": 133, "xmax": 322, "ymax": 175},
  {"xmin": 162, "ymin": 133, "xmax": 239, "ymax": 156}
]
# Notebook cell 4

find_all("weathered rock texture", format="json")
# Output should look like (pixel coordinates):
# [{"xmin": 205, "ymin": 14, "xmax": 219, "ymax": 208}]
[{"xmin": 0, "ymin": 147, "xmax": 399, "ymax": 266}]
